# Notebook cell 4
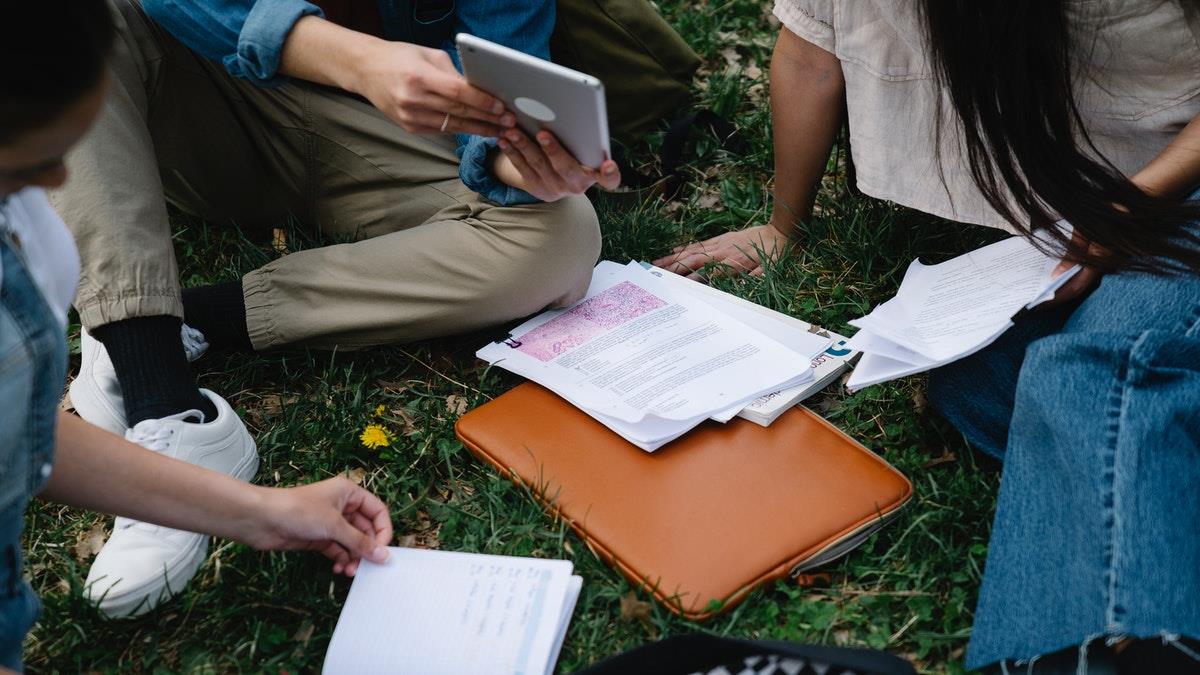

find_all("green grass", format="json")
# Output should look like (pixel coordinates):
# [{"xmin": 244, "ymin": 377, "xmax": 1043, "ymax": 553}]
[{"xmin": 25, "ymin": 2, "xmax": 1008, "ymax": 672}]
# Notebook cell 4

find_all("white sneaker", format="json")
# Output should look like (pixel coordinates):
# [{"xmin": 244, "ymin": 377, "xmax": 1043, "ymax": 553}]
[
  {"xmin": 69, "ymin": 324, "xmax": 210, "ymax": 435},
  {"xmin": 83, "ymin": 389, "xmax": 258, "ymax": 618}
]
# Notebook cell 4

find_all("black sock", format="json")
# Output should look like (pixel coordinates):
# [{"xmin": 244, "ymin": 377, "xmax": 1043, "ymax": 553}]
[
  {"xmin": 181, "ymin": 280, "xmax": 253, "ymax": 353},
  {"xmin": 91, "ymin": 315, "xmax": 218, "ymax": 426},
  {"xmin": 1117, "ymin": 637, "xmax": 1200, "ymax": 675}
]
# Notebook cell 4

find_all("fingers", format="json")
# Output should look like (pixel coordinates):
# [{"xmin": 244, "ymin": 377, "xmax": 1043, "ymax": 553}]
[
  {"xmin": 503, "ymin": 129, "xmax": 561, "ymax": 189},
  {"xmin": 652, "ymin": 241, "xmax": 706, "ymax": 271},
  {"xmin": 536, "ymin": 132, "xmax": 594, "ymax": 193},
  {"xmin": 345, "ymin": 485, "xmax": 394, "ymax": 551},
  {"xmin": 419, "ymin": 59, "xmax": 506, "ymax": 120},
  {"xmin": 597, "ymin": 160, "xmax": 621, "ymax": 191},
  {"xmin": 1044, "ymin": 266, "xmax": 1102, "ymax": 308},
  {"xmin": 419, "ymin": 93, "xmax": 513, "ymax": 127},
  {"xmin": 309, "ymin": 480, "xmax": 390, "ymax": 568},
  {"xmin": 497, "ymin": 137, "xmax": 539, "ymax": 188},
  {"xmin": 658, "ymin": 248, "xmax": 713, "ymax": 276},
  {"xmin": 400, "ymin": 108, "xmax": 505, "ymax": 137},
  {"xmin": 330, "ymin": 515, "xmax": 386, "ymax": 567}
]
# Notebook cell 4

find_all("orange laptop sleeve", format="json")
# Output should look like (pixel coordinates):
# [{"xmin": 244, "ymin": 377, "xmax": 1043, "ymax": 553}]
[{"xmin": 455, "ymin": 383, "xmax": 913, "ymax": 620}]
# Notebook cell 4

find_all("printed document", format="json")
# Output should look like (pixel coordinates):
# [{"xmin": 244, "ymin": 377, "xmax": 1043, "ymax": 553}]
[
  {"xmin": 640, "ymin": 264, "xmax": 847, "ymax": 425},
  {"xmin": 323, "ymin": 548, "xmax": 581, "ymax": 675},
  {"xmin": 846, "ymin": 231, "xmax": 1079, "ymax": 391},
  {"xmin": 478, "ymin": 261, "xmax": 814, "ymax": 425}
]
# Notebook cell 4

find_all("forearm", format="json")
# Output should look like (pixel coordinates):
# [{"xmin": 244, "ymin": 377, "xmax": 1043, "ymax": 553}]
[
  {"xmin": 769, "ymin": 28, "xmax": 845, "ymax": 238},
  {"xmin": 1131, "ymin": 113, "xmax": 1200, "ymax": 198},
  {"xmin": 40, "ymin": 413, "xmax": 266, "ymax": 542},
  {"xmin": 279, "ymin": 15, "xmax": 380, "ymax": 95}
]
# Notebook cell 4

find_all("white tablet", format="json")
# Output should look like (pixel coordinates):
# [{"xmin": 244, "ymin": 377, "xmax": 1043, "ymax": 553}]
[{"xmin": 457, "ymin": 33, "xmax": 611, "ymax": 169}]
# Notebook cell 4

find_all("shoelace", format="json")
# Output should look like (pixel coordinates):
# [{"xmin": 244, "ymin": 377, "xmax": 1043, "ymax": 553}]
[
  {"xmin": 117, "ymin": 410, "xmax": 204, "ymax": 532},
  {"xmin": 181, "ymin": 324, "xmax": 210, "ymax": 362}
]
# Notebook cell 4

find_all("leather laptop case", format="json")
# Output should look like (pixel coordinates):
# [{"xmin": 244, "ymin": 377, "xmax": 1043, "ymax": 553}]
[{"xmin": 455, "ymin": 383, "xmax": 913, "ymax": 620}]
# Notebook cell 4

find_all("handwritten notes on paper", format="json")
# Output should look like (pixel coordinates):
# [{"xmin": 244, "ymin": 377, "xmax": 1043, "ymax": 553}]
[{"xmin": 323, "ymin": 548, "xmax": 582, "ymax": 675}]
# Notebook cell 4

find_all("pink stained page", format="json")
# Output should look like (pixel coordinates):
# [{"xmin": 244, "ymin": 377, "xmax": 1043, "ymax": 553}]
[{"xmin": 516, "ymin": 281, "xmax": 667, "ymax": 362}]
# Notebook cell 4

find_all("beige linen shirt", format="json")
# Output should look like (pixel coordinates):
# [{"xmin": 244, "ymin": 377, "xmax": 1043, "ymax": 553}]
[{"xmin": 773, "ymin": 0, "xmax": 1200, "ymax": 230}]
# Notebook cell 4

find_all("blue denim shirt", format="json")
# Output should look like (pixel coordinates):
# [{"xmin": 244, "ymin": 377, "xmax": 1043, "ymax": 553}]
[{"xmin": 142, "ymin": 0, "xmax": 550, "ymax": 205}]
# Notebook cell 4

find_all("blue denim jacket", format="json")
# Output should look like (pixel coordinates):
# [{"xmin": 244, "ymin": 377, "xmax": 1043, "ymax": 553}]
[
  {"xmin": 0, "ymin": 214, "xmax": 68, "ymax": 670},
  {"xmin": 142, "ymin": 0, "xmax": 552, "ymax": 205}
]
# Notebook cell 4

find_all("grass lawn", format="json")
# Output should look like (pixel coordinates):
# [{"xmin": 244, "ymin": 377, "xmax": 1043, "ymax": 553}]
[{"xmin": 25, "ymin": 1, "xmax": 1010, "ymax": 672}]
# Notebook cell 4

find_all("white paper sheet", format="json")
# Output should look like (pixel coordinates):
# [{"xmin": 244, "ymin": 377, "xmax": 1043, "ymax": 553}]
[
  {"xmin": 848, "ymin": 236, "xmax": 1067, "ymax": 362},
  {"xmin": 845, "ymin": 229, "xmax": 1080, "ymax": 391},
  {"xmin": 323, "ymin": 549, "xmax": 580, "ymax": 675},
  {"xmin": 638, "ymin": 263, "xmax": 832, "ymax": 423},
  {"xmin": 478, "ymin": 261, "xmax": 812, "ymax": 424}
]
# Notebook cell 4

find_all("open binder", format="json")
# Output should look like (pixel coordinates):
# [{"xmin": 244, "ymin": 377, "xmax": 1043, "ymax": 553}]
[{"xmin": 455, "ymin": 383, "xmax": 913, "ymax": 620}]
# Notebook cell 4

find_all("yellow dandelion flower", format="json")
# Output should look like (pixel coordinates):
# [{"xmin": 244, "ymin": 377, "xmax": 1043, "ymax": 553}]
[
  {"xmin": 374, "ymin": 404, "xmax": 386, "ymax": 417},
  {"xmin": 359, "ymin": 424, "xmax": 394, "ymax": 450}
]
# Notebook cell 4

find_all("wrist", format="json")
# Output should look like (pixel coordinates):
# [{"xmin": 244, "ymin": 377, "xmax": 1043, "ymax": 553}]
[
  {"xmin": 339, "ymin": 31, "xmax": 389, "ymax": 97},
  {"xmin": 228, "ymin": 484, "xmax": 277, "ymax": 546},
  {"xmin": 768, "ymin": 214, "xmax": 801, "ymax": 240}
]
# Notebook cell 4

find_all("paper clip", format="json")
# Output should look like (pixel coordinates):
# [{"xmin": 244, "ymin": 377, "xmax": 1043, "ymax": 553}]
[{"xmin": 503, "ymin": 338, "xmax": 523, "ymax": 349}]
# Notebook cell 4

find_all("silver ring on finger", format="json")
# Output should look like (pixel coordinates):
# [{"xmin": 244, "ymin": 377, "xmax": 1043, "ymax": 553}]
[{"xmin": 440, "ymin": 113, "xmax": 452, "ymax": 133}]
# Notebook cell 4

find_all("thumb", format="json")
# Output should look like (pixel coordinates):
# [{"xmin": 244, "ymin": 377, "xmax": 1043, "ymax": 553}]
[{"xmin": 331, "ymin": 515, "xmax": 389, "ymax": 564}]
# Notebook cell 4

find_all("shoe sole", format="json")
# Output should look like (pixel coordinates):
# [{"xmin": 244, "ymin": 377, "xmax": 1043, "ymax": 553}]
[{"xmin": 93, "ymin": 443, "xmax": 260, "ymax": 618}]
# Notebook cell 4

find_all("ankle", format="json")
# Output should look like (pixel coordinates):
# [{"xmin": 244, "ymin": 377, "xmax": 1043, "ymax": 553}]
[
  {"xmin": 91, "ymin": 315, "xmax": 217, "ymax": 425},
  {"xmin": 181, "ymin": 280, "xmax": 253, "ymax": 353}
]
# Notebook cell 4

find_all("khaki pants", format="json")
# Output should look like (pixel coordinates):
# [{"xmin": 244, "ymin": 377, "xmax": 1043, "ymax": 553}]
[{"xmin": 53, "ymin": 0, "xmax": 600, "ymax": 350}]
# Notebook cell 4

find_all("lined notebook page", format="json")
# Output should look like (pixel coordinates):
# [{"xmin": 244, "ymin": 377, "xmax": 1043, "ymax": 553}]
[{"xmin": 323, "ymin": 548, "xmax": 580, "ymax": 675}]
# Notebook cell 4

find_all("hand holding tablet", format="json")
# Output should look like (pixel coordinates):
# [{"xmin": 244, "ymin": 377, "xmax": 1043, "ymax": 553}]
[{"xmin": 457, "ymin": 34, "xmax": 620, "ymax": 200}]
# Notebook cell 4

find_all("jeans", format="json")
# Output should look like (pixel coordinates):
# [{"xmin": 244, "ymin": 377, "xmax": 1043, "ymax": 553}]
[
  {"xmin": 0, "ymin": 225, "xmax": 68, "ymax": 670},
  {"xmin": 927, "ymin": 261, "xmax": 1200, "ymax": 671}
]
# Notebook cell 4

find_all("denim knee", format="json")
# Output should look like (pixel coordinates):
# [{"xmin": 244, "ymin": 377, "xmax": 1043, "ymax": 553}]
[{"xmin": 927, "ymin": 360, "xmax": 1009, "ymax": 459}]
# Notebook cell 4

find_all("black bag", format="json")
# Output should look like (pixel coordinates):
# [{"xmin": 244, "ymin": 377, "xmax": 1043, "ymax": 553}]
[
  {"xmin": 576, "ymin": 634, "xmax": 918, "ymax": 675},
  {"xmin": 551, "ymin": 1, "xmax": 746, "ymax": 194},
  {"xmin": 550, "ymin": 0, "xmax": 701, "ymax": 147}
]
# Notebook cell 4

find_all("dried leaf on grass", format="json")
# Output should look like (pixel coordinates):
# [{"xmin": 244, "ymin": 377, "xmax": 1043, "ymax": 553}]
[
  {"xmin": 389, "ymin": 406, "xmax": 417, "ymax": 436},
  {"xmin": 445, "ymin": 394, "xmax": 468, "ymax": 416},
  {"xmin": 619, "ymin": 592, "xmax": 658, "ymax": 637},
  {"xmin": 74, "ymin": 522, "xmax": 108, "ymax": 561},
  {"xmin": 923, "ymin": 448, "xmax": 957, "ymax": 469},
  {"xmin": 271, "ymin": 228, "xmax": 290, "ymax": 254},
  {"xmin": 374, "ymin": 379, "xmax": 409, "ymax": 393},
  {"xmin": 292, "ymin": 621, "xmax": 315, "ymax": 646},
  {"xmin": 397, "ymin": 511, "xmax": 442, "ymax": 549}
]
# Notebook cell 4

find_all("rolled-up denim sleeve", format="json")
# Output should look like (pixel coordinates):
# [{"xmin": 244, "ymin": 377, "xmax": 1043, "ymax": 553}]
[
  {"xmin": 450, "ymin": 0, "xmax": 555, "ymax": 205},
  {"xmin": 143, "ymin": 0, "xmax": 323, "ymax": 86},
  {"xmin": 456, "ymin": 136, "xmax": 539, "ymax": 205}
]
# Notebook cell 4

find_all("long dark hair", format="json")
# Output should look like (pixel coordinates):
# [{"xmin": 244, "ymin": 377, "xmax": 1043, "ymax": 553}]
[
  {"xmin": 921, "ymin": 0, "xmax": 1200, "ymax": 273},
  {"xmin": 0, "ymin": 1, "xmax": 115, "ymax": 144}
]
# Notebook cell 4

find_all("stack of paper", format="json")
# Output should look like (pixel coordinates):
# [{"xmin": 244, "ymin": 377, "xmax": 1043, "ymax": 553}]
[
  {"xmin": 323, "ymin": 548, "xmax": 582, "ymax": 675},
  {"xmin": 641, "ymin": 265, "xmax": 859, "ymax": 427},
  {"xmin": 478, "ymin": 261, "xmax": 831, "ymax": 451},
  {"xmin": 846, "ymin": 232, "xmax": 1079, "ymax": 391}
]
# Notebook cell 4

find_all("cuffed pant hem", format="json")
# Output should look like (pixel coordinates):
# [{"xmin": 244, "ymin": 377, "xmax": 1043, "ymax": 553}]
[
  {"xmin": 242, "ymin": 270, "xmax": 278, "ymax": 352},
  {"xmin": 74, "ymin": 292, "xmax": 184, "ymax": 330}
]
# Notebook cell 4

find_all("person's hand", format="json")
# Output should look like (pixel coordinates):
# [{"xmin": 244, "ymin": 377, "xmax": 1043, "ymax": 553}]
[
  {"xmin": 1040, "ymin": 230, "xmax": 1107, "ymax": 308},
  {"xmin": 653, "ymin": 224, "xmax": 794, "ymax": 280},
  {"xmin": 247, "ymin": 477, "xmax": 393, "ymax": 577},
  {"xmin": 353, "ymin": 41, "xmax": 514, "ymax": 136},
  {"xmin": 493, "ymin": 128, "xmax": 620, "ymax": 202}
]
